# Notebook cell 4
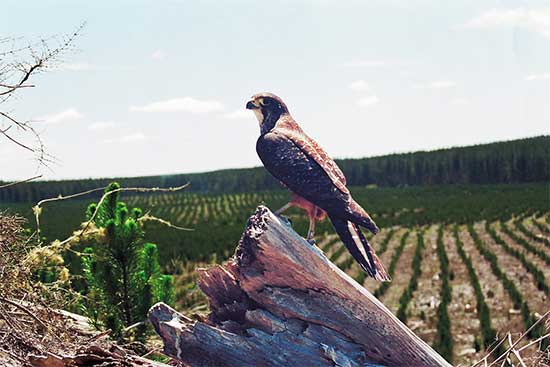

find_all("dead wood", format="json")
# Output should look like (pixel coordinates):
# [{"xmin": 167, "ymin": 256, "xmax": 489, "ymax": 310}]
[{"xmin": 149, "ymin": 205, "xmax": 453, "ymax": 367}]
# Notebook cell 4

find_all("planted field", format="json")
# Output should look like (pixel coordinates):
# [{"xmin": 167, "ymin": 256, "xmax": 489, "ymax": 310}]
[
  {"xmin": 1, "ymin": 183, "xmax": 545, "ymax": 263},
  {"xmin": 1, "ymin": 183, "xmax": 549, "ymax": 365},
  {"xmin": 323, "ymin": 216, "xmax": 549, "ymax": 365}
]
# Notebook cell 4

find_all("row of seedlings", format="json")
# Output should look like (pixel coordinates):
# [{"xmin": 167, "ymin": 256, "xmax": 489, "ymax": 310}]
[
  {"xmin": 468, "ymin": 225, "xmax": 547, "ymax": 348},
  {"xmin": 453, "ymin": 226, "xmax": 500, "ymax": 356},
  {"xmin": 500, "ymin": 222, "xmax": 550, "ymax": 265},
  {"xmin": 486, "ymin": 222, "xmax": 550, "ymax": 295},
  {"xmin": 433, "ymin": 225, "xmax": 453, "ymax": 363},
  {"xmin": 514, "ymin": 219, "xmax": 550, "ymax": 249},
  {"xmin": 530, "ymin": 217, "xmax": 550, "ymax": 236},
  {"xmin": 396, "ymin": 230, "xmax": 425, "ymax": 323},
  {"xmin": 373, "ymin": 231, "xmax": 411, "ymax": 298}
]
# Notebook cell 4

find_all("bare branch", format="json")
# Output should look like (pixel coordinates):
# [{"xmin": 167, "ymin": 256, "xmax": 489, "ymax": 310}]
[
  {"xmin": 31, "ymin": 183, "xmax": 190, "ymax": 251},
  {"xmin": 0, "ymin": 61, "xmax": 42, "ymax": 96},
  {"xmin": 471, "ymin": 310, "xmax": 550, "ymax": 367},
  {"xmin": 0, "ymin": 22, "xmax": 86, "ymax": 170},
  {"xmin": 0, "ymin": 174, "xmax": 42, "ymax": 189},
  {"xmin": 0, "ymin": 128, "xmax": 34, "ymax": 152},
  {"xmin": 0, "ymin": 296, "xmax": 48, "ymax": 331},
  {"xmin": 138, "ymin": 212, "xmax": 194, "ymax": 231}
]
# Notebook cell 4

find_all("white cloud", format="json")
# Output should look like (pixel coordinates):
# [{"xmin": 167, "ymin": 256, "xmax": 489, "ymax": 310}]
[
  {"xmin": 223, "ymin": 109, "xmax": 251, "ymax": 120},
  {"xmin": 460, "ymin": 8, "xmax": 550, "ymax": 37},
  {"xmin": 103, "ymin": 131, "xmax": 146, "ymax": 144},
  {"xmin": 88, "ymin": 121, "xmax": 115, "ymax": 131},
  {"xmin": 356, "ymin": 95, "xmax": 379, "ymax": 107},
  {"xmin": 348, "ymin": 80, "xmax": 371, "ymax": 92},
  {"xmin": 525, "ymin": 73, "xmax": 550, "ymax": 81},
  {"xmin": 39, "ymin": 108, "xmax": 82, "ymax": 124},
  {"xmin": 130, "ymin": 97, "xmax": 223, "ymax": 114},
  {"xmin": 151, "ymin": 49, "xmax": 165, "ymax": 60}
]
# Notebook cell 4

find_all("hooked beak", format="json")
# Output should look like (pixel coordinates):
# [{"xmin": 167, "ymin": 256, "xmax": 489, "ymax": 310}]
[{"xmin": 246, "ymin": 100, "xmax": 259, "ymax": 110}]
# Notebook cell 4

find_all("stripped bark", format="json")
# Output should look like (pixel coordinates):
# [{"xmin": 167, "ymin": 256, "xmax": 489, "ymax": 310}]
[{"xmin": 149, "ymin": 206, "xmax": 452, "ymax": 367}]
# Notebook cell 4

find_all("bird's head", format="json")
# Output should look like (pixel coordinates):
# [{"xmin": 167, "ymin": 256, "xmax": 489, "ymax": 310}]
[{"xmin": 246, "ymin": 92, "xmax": 289, "ymax": 134}]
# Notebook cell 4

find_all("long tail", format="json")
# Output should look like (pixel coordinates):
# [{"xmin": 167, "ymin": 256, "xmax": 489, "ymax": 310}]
[
  {"xmin": 329, "ymin": 215, "xmax": 390, "ymax": 282},
  {"xmin": 349, "ymin": 199, "xmax": 380, "ymax": 235}
]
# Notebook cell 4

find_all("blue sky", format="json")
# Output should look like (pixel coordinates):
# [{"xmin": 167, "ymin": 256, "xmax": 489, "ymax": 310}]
[{"xmin": 2, "ymin": 0, "xmax": 549, "ymax": 181}]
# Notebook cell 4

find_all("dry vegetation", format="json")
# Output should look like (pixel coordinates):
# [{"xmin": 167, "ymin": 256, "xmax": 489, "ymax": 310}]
[{"xmin": 0, "ymin": 213, "xmax": 179, "ymax": 366}]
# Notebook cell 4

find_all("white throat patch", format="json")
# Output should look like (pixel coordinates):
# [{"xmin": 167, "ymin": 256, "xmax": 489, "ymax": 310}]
[{"xmin": 253, "ymin": 109, "xmax": 264, "ymax": 125}]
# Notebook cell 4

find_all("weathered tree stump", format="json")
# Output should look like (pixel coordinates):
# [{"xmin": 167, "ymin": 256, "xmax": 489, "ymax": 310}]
[{"xmin": 149, "ymin": 206, "xmax": 453, "ymax": 367}]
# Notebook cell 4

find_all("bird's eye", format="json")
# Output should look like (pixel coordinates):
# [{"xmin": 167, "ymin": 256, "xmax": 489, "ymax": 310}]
[{"xmin": 261, "ymin": 98, "xmax": 271, "ymax": 106}]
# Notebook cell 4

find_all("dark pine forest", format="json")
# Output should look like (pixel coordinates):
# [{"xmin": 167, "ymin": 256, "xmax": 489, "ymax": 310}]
[{"xmin": 2, "ymin": 135, "xmax": 548, "ymax": 203}]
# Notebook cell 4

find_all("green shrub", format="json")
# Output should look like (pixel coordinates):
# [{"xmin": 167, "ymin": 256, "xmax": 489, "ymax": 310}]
[{"xmin": 79, "ymin": 182, "xmax": 175, "ymax": 339}]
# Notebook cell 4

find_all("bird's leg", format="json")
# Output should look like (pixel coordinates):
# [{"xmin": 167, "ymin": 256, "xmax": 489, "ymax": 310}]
[
  {"xmin": 275, "ymin": 202, "xmax": 294, "ymax": 226},
  {"xmin": 307, "ymin": 215, "xmax": 316, "ymax": 245},
  {"xmin": 275, "ymin": 202, "xmax": 293, "ymax": 215}
]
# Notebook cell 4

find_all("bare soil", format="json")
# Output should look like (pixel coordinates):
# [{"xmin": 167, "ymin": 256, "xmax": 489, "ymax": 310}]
[
  {"xmin": 475, "ymin": 223, "xmax": 549, "ymax": 317},
  {"xmin": 459, "ymin": 228, "xmax": 525, "ymax": 339},
  {"xmin": 407, "ymin": 225, "xmax": 441, "ymax": 345},
  {"xmin": 443, "ymin": 227, "xmax": 484, "ymax": 365},
  {"xmin": 363, "ymin": 228, "xmax": 408, "ymax": 291},
  {"xmin": 378, "ymin": 230, "xmax": 418, "ymax": 314}
]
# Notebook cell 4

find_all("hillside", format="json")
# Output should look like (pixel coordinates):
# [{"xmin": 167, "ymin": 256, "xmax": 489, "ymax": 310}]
[{"xmin": 1, "ymin": 135, "xmax": 548, "ymax": 203}]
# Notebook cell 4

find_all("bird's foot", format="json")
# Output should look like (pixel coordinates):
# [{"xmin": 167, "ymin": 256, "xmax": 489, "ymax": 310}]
[{"xmin": 307, "ymin": 238, "xmax": 316, "ymax": 246}]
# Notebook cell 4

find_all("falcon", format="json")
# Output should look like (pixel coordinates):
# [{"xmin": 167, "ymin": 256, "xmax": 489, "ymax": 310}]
[{"xmin": 246, "ymin": 92, "xmax": 390, "ymax": 281}]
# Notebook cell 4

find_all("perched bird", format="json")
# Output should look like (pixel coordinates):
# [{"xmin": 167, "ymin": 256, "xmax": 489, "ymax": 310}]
[{"xmin": 246, "ymin": 92, "xmax": 390, "ymax": 281}]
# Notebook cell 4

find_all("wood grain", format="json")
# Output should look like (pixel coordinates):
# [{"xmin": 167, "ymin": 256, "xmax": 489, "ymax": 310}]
[{"xmin": 149, "ymin": 206, "xmax": 453, "ymax": 367}]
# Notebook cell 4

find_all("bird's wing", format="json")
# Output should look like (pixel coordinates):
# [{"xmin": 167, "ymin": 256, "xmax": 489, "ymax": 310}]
[
  {"xmin": 283, "ymin": 130, "xmax": 349, "ymax": 195},
  {"xmin": 256, "ymin": 131, "xmax": 348, "ymax": 205},
  {"xmin": 257, "ymin": 129, "xmax": 379, "ymax": 234}
]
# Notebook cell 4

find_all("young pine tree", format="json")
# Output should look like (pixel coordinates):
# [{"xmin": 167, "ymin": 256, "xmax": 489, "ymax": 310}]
[{"xmin": 80, "ymin": 182, "xmax": 174, "ymax": 339}]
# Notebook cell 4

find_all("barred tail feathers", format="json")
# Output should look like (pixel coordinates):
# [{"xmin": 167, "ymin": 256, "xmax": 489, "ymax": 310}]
[{"xmin": 329, "ymin": 215, "xmax": 390, "ymax": 282}]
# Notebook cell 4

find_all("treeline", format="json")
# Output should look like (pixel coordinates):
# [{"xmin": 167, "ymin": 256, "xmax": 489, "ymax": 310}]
[{"xmin": 1, "ymin": 135, "xmax": 548, "ymax": 203}]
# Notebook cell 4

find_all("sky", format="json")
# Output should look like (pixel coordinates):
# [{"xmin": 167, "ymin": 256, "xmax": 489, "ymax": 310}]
[{"xmin": 2, "ymin": 0, "xmax": 549, "ymax": 181}]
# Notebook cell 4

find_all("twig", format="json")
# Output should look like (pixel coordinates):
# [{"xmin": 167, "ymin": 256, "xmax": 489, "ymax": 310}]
[
  {"xmin": 32, "ymin": 183, "xmax": 190, "ymax": 249},
  {"xmin": 0, "ymin": 296, "xmax": 49, "ymax": 331},
  {"xmin": 0, "ymin": 62, "xmax": 42, "ymax": 97},
  {"xmin": 0, "ymin": 174, "xmax": 42, "ymax": 189},
  {"xmin": 0, "ymin": 303, "xmax": 21, "ymax": 335},
  {"xmin": 141, "ymin": 347, "xmax": 162, "ymax": 358},
  {"xmin": 0, "ymin": 125, "xmax": 34, "ymax": 152},
  {"xmin": 138, "ymin": 212, "xmax": 194, "ymax": 231},
  {"xmin": 517, "ymin": 332, "xmax": 550, "ymax": 353},
  {"xmin": 0, "ymin": 346, "xmax": 26, "ymax": 363},
  {"xmin": 123, "ymin": 320, "xmax": 148, "ymax": 332},
  {"xmin": 479, "ymin": 310, "xmax": 550, "ymax": 367},
  {"xmin": 0, "ymin": 22, "xmax": 86, "ymax": 168},
  {"xmin": 0, "ymin": 110, "xmax": 29, "ymax": 130},
  {"xmin": 0, "ymin": 83, "xmax": 35, "ymax": 89},
  {"xmin": 87, "ymin": 330, "xmax": 111, "ymax": 342},
  {"xmin": 35, "ymin": 186, "xmax": 108, "ymax": 206}
]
